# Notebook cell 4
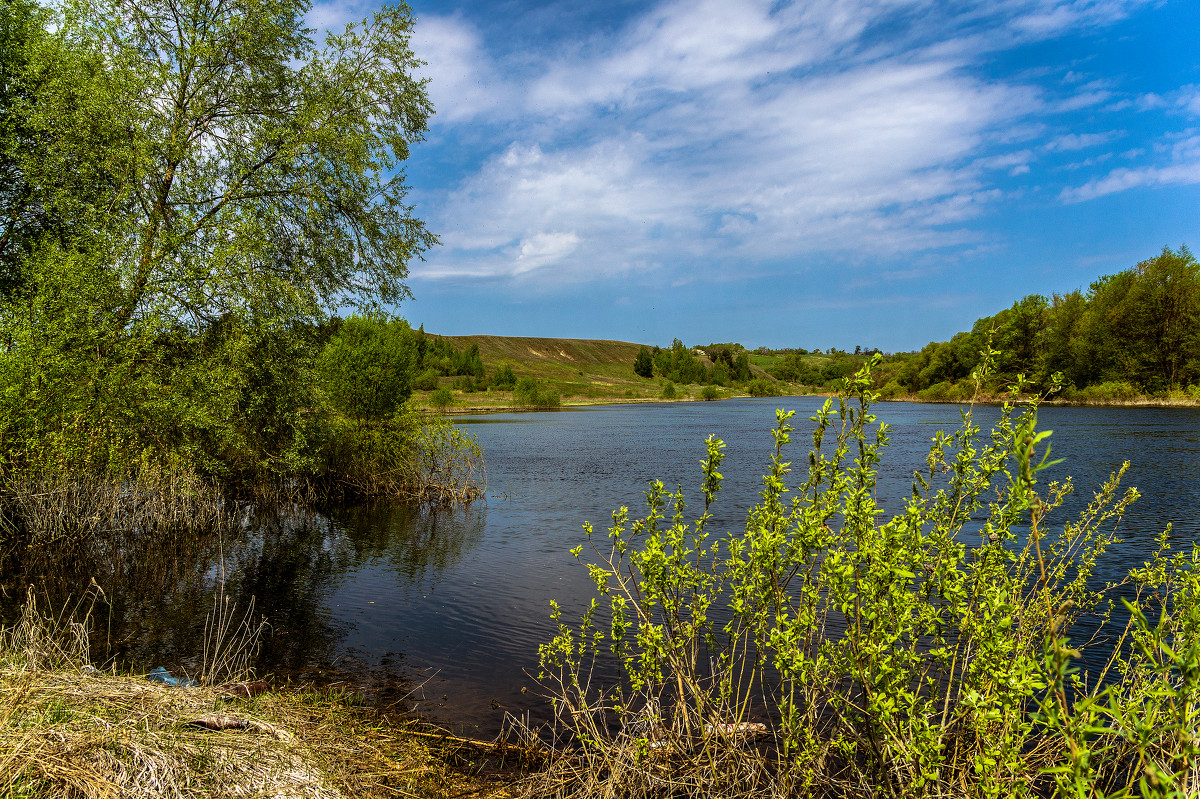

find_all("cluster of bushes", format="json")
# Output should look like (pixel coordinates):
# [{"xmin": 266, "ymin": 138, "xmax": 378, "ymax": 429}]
[
  {"xmin": 512, "ymin": 377, "xmax": 561, "ymax": 410},
  {"xmin": 635, "ymin": 340, "xmax": 781, "ymax": 395},
  {"xmin": 634, "ymin": 340, "xmax": 752, "ymax": 387},
  {"xmin": 0, "ymin": 0, "xmax": 489, "ymax": 508},
  {"xmin": 770, "ymin": 350, "xmax": 868, "ymax": 386},
  {"xmin": 534, "ymin": 357, "xmax": 1200, "ymax": 798}
]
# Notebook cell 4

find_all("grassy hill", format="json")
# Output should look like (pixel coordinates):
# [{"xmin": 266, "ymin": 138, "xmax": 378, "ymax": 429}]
[{"xmin": 413, "ymin": 335, "xmax": 781, "ymax": 412}]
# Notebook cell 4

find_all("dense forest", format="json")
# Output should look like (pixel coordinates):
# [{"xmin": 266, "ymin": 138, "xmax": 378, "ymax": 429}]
[
  {"xmin": 0, "ymin": 0, "xmax": 481, "ymax": 502},
  {"xmin": 883, "ymin": 246, "xmax": 1200, "ymax": 401}
]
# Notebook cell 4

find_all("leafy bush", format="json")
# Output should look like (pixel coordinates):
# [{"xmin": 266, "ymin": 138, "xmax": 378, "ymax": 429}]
[
  {"xmin": 747, "ymin": 378, "xmax": 774, "ymax": 397},
  {"xmin": 661, "ymin": 382, "xmax": 677, "ymax": 399},
  {"xmin": 700, "ymin": 384, "xmax": 720, "ymax": 401},
  {"xmin": 533, "ymin": 356, "xmax": 1199, "ymax": 798},
  {"xmin": 492, "ymin": 364, "xmax": 517, "ymax": 390},
  {"xmin": 916, "ymin": 379, "xmax": 972, "ymax": 403},
  {"xmin": 315, "ymin": 315, "xmax": 417, "ymax": 420},
  {"xmin": 430, "ymin": 387, "xmax": 453, "ymax": 411},
  {"xmin": 513, "ymin": 377, "xmax": 561, "ymax": 410},
  {"xmin": 1066, "ymin": 380, "xmax": 1140, "ymax": 402},
  {"xmin": 876, "ymin": 378, "xmax": 905, "ymax": 399},
  {"xmin": 634, "ymin": 346, "xmax": 654, "ymax": 378},
  {"xmin": 412, "ymin": 369, "xmax": 440, "ymax": 391},
  {"xmin": 312, "ymin": 405, "xmax": 482, "ymax": 503}
]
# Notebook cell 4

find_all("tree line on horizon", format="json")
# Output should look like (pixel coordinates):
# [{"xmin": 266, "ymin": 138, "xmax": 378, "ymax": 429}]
[
  {"xmin": 634, "ymin": 246, "xmax": 1199, "ymax": 401},
  {"xmin": 884, "ymin": 245, "xmax": 1200, "ymax": 400}
]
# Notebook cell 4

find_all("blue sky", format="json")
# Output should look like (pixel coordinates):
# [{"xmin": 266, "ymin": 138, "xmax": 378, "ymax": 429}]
[{"xmin": 315, "ymin": 0, "xmax": 1199, "ymax": 352}]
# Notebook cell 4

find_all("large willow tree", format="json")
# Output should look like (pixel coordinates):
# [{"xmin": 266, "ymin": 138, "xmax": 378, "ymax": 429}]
[{"xmin": 0, "ymin": 0, "xmax": 436, "ymax": 477}]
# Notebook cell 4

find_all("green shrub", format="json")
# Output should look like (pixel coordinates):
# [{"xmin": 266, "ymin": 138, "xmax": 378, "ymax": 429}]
[
  {"xmin": 746, "ymin": 378, "xmax": 773, "ymax": 397},
  {"xmin": 877, "ymin": 378, "xmax": 905, "ymax": 399},
  {"xmin": 1068, "ymin": 380, "xmax": 1140, "ymax": 402},
  {"xmin": 699, "ymin": 384, "xmax": 720, "ymax": 401},
  {"xmin": 634, "ymin": 346, "xmax": 654, "ymax": 378},
  {"xmin": 492, "ymin": 364, "xmax": 517, "ymax": 390},
  {"xmin": 430, "ymin": 387, "xmax": 453, "ymax": 410},
  {"xmin": 535, "ymin": 354, "xmax": 1198, "ymax": 798},
  {"xmin": 916, "ymin": 379, "xmax": 971, "ymax": 402},
  {"xmin": 661, "ymin": 382, "xmax": 677, "ymax": 399},
  {"xmin": 315, "ymin": 315, "xmax": 417, "ymax": 420},
  {"xmin": 315, "ymin": 406, "xmax": 481, "ymax": 502},
  {"xmin": 513, "ymin": 377, "xmax": 560, "ymax": 410},
  {"xmin": 412, "ymin": 368, "xmax": 440, "ymax": 391}
]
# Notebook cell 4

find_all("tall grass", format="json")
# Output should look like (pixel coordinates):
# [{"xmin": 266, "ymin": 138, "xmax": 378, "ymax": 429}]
[
  {"xmin": 529, "ymin": 354, "xmax": 1200, "ymax": 798},
  {"xmin": 0, "ymin": 598, "xmax": 499, "ymax": 799}
]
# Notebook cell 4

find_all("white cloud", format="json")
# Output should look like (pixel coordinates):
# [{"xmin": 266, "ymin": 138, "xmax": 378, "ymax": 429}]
[
  {"xmin": 1177, "ymin": 86, "xmax": 1200, "ymax": 117},
  {"xmin": 1043, "ymin": 131, "xmax": 1121, "ymax": 151},
  {"xmin": 407, "ymin": 0, "xmax": 1169, "ymax": 284},
  {"xmin": 412, "ymin": 15, "xmax": 515, "ymax": 123},
  {"xmin": 511, "ymin": 233, "xmax": 581, "ymax": 274},
  {"xmin": 1061, "ymin": 134, "xmax": 1200, "ymax": 201}
]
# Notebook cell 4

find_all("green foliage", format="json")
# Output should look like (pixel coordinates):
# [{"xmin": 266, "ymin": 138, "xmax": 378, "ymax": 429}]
[
  {"xmin": 412, "ymin": 369, "xmax": 440, "ymax": 391},
  {"xmin": 699, "ymin": 384, "xmax": 720, "ymax": 401},
  {"xmin": 311, "ymin": 406, "xmax": 481, "ymax": 503},
  {"xmin": 633, "ymin": 346, "xmax": 654, "ymax": 379},
  {"xmin": 1064, "ymin": 380, "xmax": 1140, "ymax": 403},
  {"xmin": 772, "ymin": 350, "xmax": 865, "ymax": 388},
  {"xmin": 0, "ymin": 1, "xmax": 453, "ymax": 493},
  {"xmin": 315, "ymin": 315, "xmax": 416, "ymax": 421},
  {"xmin": 652, "ymin": 340, "xmax": 709, "ymax": 385},
  {"xmin": 895, "ymin": 246, "xmax": 1200, "ymax": 396},
  {"xmin": 492, "ymin": 364, "xmax": 517, "ymax": 390},
  {"xmin": 660, "ymin": 381, "xmax": 677, "ymax": 399},
  {"xmin": 536, "ymin": 354, "xmax": 1200, "ymax": 797},
  {"xmin": 746, "ymin": 378, "xmax": 774, "ymax": 397},
  {"xmin": 513, "ymin": 377, "xmax": 561, "ymax": 410},
  {"xmin": 0, "ymin": 0, "xmax": 484, "ymax": 508},
  {"xmin": 430, "ymin": 387, "xmax": 453, "ymax": 411}
]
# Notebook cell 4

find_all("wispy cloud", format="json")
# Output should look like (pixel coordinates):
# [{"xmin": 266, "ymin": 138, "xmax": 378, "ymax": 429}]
[
  {"xmin": 406, "ymin": 0, "xmax": 1178, "ymax": 285},
  {"xmin": 1061, "ymin": 133, "xmax": 1200, "ymax": 202}
]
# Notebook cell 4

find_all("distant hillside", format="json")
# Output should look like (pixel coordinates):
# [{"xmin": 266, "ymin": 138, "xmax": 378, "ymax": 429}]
[
  {"xmin": 416, "ymin": 334, "xmax": 779, "ymax": 411},
  {"xmin": 438, "ymin": 335, "xmax": 645, "ymax": 369}
]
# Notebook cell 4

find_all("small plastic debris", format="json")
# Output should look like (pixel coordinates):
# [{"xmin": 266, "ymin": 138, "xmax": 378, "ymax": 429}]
[{"xmin": 146, "ymin": 666, "xmax": 199, "ymax": 687}]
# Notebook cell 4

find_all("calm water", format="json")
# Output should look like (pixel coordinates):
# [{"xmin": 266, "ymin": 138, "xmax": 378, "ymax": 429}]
[{"xmin": 8, "ymin": 399, "xmax": 1200, "ymax": 736}]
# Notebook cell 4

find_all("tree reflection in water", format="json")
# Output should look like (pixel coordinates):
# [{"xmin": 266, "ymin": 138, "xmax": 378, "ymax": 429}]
[{"xmin": 1, "ymin": 501, "xmax": 486, "ymax": 699}]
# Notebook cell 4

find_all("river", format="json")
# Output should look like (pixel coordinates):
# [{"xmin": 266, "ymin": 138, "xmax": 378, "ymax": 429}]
[{"xmin": 6, "ymin": 398, "xmax": 1199, "ymax": 737}]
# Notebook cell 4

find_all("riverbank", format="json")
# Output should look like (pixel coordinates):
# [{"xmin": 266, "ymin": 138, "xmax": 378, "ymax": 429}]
[
  {"xmin": 411, "ymin": 388, "xmax": 1200, "ymax": 414},
  {"xmin": 0, "ymin": 605, "xmax": 520, "ymax": 798},
  {"xmin": 0, "ymin": 661, "xmax": 522, "ymax": 798}
]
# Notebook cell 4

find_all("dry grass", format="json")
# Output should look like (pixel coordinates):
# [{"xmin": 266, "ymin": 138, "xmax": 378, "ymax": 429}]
[{"xmin": 0, "ymin": 600, "xmax": 517, "ymax": 799}]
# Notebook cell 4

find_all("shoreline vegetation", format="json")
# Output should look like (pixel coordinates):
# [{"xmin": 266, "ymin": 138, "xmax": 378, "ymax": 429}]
[
  {"xmin": 0, "ymin": 597, "xmax": 522, "ymax": 799},
  {"xmin": 410, "ymin": 247, "xmax": 1200, "ymax": 416},
  {"xmin": 524, "ymin": 357, "xmax": 1200, "ymax": 799},
  {"xmin": 3, "ymin": 0, "xmax": 1200, "ymax": 794}
]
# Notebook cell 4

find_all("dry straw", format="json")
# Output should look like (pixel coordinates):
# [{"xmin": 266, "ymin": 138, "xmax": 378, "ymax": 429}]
[{"xmin": 0, "ymin": 596, "xmax": 512, "ymax": 798}]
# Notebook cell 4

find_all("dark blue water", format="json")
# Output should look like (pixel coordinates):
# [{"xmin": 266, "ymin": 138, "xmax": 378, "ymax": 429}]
[
  {"xmin": 323, "ymin": 399, "xmax": 1200, "ymax": 733},
  {"xmin": 12, "ymin": 399, "xmax": 1200, "ymax": 737}
]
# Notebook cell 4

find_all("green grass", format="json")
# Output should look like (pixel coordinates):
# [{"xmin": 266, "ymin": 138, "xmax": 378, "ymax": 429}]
[{"xmin": 412, "ymin": 336, "xmax": 721, "ymax": 410}]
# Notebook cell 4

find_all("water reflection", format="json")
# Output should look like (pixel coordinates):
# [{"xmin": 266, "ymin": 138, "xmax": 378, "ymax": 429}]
[
  {"xmin": 2, "ymin": 502, "xmax": 487, "ymax": 702},
  {"xmin": 2, "ymin": 400, "xmax": 1198, "ymax": 738}
]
